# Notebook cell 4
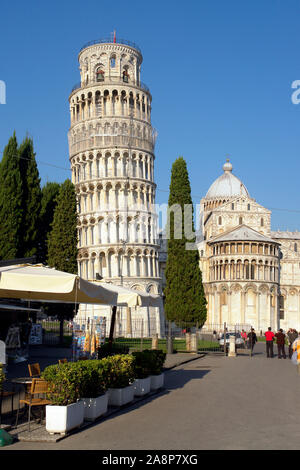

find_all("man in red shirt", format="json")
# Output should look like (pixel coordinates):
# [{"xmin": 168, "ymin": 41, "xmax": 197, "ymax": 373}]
[{"xmin": 265, "ymin": 327, "xmax": 275, "ymax": 358}]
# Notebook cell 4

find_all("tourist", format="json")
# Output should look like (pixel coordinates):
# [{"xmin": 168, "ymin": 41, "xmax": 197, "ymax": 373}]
[
  {"xmin": 241, "ymin": 329, "xmax": 247, "ymax": 348},
  {"xmin": 287, "ymin": 329, "xmax": 298, "ymax": 359},
  {"xmin": 275, "ymin": 328, "xmax": 286, "ymax": 359},
  {"xmin": 292, "ymin": 332, "xmax": 300, "ymax": 365},
  {"xmin": 264, "ymin": 327, "xmax": 275, "ymax": 358},
  {"xmin": 247, "ymin": 328, "xmax": 257, "ymax": 353}
]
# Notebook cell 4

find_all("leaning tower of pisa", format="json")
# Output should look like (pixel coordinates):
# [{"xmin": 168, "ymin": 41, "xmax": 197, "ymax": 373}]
[{"xmin": 68, "ymin": 36, "xmax": 163, "ymax": 335}]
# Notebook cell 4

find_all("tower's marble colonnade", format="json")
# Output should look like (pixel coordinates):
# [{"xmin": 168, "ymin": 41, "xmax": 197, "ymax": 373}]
[{"xmin": 68, "ymin": 39, "xmax": 162, "ymax": 332}]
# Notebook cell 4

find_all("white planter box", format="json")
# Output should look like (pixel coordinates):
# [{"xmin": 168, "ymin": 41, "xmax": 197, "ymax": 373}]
[
  {"xmin": 133, "ymin": 377, "xmax": 151, "ymax": 396},
  {"xmin": 46, "ymin": 400, "xmax": 84, "ymax": 435},
  {"xmin": 82, "ymin": 393, "xmax": 108, "ymax": 421},
  {"xmin": 108, "ymin": 384, "xmax": 135, "ymax": 407},
  {"xmin": 150, "ymin": 373, "xmax": 164, "ymax": 390}
]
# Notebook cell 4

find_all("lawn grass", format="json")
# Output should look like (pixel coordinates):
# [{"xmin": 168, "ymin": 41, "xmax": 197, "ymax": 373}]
[{"xmin": 112, "ymin": 337, "xmax": 220, "ymax": 352}]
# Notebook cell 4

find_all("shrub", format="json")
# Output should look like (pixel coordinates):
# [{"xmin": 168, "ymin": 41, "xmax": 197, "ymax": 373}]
[
  {"xmin": 145, "ymin": 350, "xmax": 166, "ymax": 375},
  {"xmin": 132, "ymin": 351, "xmax": 152, "ymax": 379},
  {"xmin": 42, "ymin": 361, "xmax": 96, "ymax": 406},
  {"xmin": 105, "ymin": 354, "xmax": 135, "ymax": 389},
  {"xmin": 132, "ymin": 350, "xmax": 166, "ymax": 378},
  {"xmin": 78, "ymin": 359, "xmax": 111, "ymax": 398},
  {"xmin": 42, "ymin": 355, "xmax": 136, "ymax": 403},
  {"xmin": 97, "ymin": 342, "xmax": 129, "ymax": 359}
]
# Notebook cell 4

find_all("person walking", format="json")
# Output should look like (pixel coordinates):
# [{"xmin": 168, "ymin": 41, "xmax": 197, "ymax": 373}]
[
  {"xmin": 292, "ymin": 333, "xmax": 300, "ymax": 370},
  {"xmin": 247, "ymin": 328, "xmax": 257, "ymax": 354},
  {"xmin": 287, "ymin": 329, "xmax": 298, "ymax": 359},
  {"xmin": 275, "ymin": 329, "xmax": 286, "ymax": 359},
  {"xmin": 264, "ymin": 327, "xmax": 275, "ymax": 358}
]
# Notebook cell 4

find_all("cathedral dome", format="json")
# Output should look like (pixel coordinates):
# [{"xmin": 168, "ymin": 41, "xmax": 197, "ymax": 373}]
[{"xmin": 205, "ymin": 160, "xmax": 250, "ymax": 199}]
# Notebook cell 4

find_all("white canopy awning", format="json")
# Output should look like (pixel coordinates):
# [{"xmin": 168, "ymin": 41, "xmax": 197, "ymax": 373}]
[
  {"xmin": 98, "ymin": 281, "xmax": 162, "ymax": 308},
  {"xmin": 0, "ymin": 303, "xmax": 41, "ymax": 312},
  {"xmin": 0, "ymin": 264, "xmax": 162, "ymax": 309},
  {"xmin": 0, "ymin": 264, "xmax": 118, "ymax": 306}
]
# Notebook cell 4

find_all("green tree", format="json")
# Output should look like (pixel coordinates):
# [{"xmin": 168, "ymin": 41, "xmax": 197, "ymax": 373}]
[
  {"xmin": 38, "ymin": 182, "xmax": 61, "ymax": 263},
  {"xmin": 0, "ymin": 132, "xmax": 23, "ymax": 260},
  {"xmin": 164, "ymin": 157, "xmax": 207, "ymax": 327},
  {"xmin": 18, "ymin": 136, "xmax": 42, "ymax": 257},
  {"xmin": 47, "ymin": 179, "xmax": 78, "ymax": 342},
  {"xmin": 47, "ymin": 178, "xmax": 78, "ymax": 274}
]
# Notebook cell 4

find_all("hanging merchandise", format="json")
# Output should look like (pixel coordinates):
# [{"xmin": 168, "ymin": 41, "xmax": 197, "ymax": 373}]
[
  {"xmin": 83, "ymin": 331, "xmax": 90, "ymax": 353},
  {"xmin": 71, "ymin": 317, "xmax": 107, "ymax": 360},
  {"xmin": 5, "ymin": 326, "xmax": 21, "ymax": 349},
  {"xmin": 90, "ymin": 333, "xmax": 96, "ymax": 357},
  {"xmin": 72, "ymin": 324, "xmax": 86, "ymax": 360},
  {"xmin": 94, "ymin": 316, "xmax": 106, "ymax": 347}
]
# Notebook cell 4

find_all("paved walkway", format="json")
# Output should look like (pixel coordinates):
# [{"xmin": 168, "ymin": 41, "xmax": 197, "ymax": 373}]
[{"xmin": 3, "ymin": 342, "xmax": 300, "ymax": 450}]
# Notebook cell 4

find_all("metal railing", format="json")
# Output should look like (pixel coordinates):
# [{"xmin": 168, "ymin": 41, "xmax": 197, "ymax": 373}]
[
  {"xmin": 79, "ymin": 38, "xmax": 142, "ymax": 54},
  {"xmin": 71, "ymin": 77, "xmax": 150, "ymax": 95},
  {"xmin": 35, "ymin": 318, "xmax": 253, "ymax": 355},
  {"xmin": 36, "ymin": 320, "xmax": 73, "ymax": 345}
]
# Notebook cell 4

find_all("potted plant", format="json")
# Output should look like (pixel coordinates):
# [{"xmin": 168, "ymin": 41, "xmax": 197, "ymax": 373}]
[
  {"xmin": 80, "ymin": 359, "xmax": 110, "ymax": 422},
  {"xmin": 106, "ymin": 355, "xmax": 136, "ymax": 407},
  {"xmin": 146, "ymin": 350, "xmax": 166, "ymax": 390},
  {"xmin": 132, "ymin": 351, "xmax": 152, "ymax": 397},
  {"xmin": 42, "ymin": 362, "xmax": 85, "ymax": 435}
]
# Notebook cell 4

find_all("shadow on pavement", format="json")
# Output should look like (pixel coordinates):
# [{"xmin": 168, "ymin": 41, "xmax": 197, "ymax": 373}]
[
  {"xmin": 164, "ymin": 368, "xmax": 211, "ymax": 390},
  {"xmin": 81, "ymin": 367, "xmax": 211, "ymax": 431}
]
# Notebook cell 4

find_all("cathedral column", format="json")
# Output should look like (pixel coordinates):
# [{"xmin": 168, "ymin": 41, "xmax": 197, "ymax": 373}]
[
  {"xmin": 216, "ymin": 291, "xmax": 221, "ymax": 324},
  {"xmin": 241, "ymin": 291, "xmax": 245, "ymax": 324},
  {"xmin": 267, "ymin": 292, "xmax": 272, "ymax": 330},
  {"xmin": 257, "ymin": 292, "xmax": 261, "ymax": 333},
  {"xmin": 228, "ymin": 291, "xmax": 232, "ymax": 325}
]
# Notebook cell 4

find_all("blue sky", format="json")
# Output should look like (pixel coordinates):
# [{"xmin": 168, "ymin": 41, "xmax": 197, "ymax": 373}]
[{"xmin": 0, "ymin": 0, "xmax": 300, "ymax": 231}]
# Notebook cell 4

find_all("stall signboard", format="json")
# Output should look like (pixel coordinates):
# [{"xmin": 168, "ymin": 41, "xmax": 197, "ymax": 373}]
[{"xmin": 29, "ymin": 323, "xmax": 43, "ymax": 345}]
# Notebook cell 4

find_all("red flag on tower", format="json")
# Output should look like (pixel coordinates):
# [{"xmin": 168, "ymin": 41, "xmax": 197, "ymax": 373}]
[{"xmin": 113, "ymin": 30, "xmax": 116, "ymax": 43}]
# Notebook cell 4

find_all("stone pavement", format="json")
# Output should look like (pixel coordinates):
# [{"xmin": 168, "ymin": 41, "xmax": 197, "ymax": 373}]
[
  {"xmin": 0, "ymin": 346, "xmax": 202, "ymax": 442},
  {"xmin": 3, "ymin": 341, "xmax": 300, "ymax": 449}
]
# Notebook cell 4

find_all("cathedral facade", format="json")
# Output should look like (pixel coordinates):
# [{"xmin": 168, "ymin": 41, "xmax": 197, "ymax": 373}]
[{"xmin": 197, "ymin": 160, "xmax": 300, "ymax": 332}]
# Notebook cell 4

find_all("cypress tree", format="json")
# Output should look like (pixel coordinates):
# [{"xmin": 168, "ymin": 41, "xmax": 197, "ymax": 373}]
[
  {"xmin": 164, "ymin": 157, "xmax": 207, "ymax": 327},
  {"xmin": 47, "ymin": 179, "xmax": 78, "ymax": 274},
  {"xmin": 18, "ymin": 136, "xmax": 42, "ymax": 257},
  {"xmin": 46, "ymin": 179, "xmax": 78, "ymax": 341},
  {"xmin": 0, "ymin": 132, "xmax": 23, "ymax": 260},
  {"xmin": 38, "ymin": 182, "xmax": 61, "ymax": 263}
]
